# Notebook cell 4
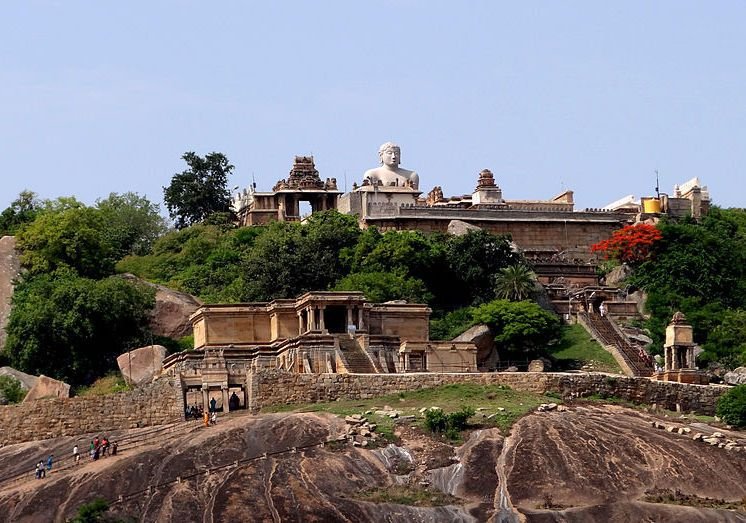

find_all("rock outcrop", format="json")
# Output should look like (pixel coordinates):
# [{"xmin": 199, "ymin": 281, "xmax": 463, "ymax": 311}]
[
  {"xmin": 117, "ymin": 345, "xmax": 168, "ymax": 386},
  {"xmin": 0, "ymin": 236, "xmax": 20, "ymax": 350},
  {"xmin": 447, "ymin": 219, "xmax": 481, "ymax": 236},
  {"xmin": 724, "ymin": 367, "xmax": 746, "ymax": 386},
  {"xmin": 452, "ymin": 324, "xmax": 498, "ymax": 370},
  {"xmin": 0, "ymin": 367, "xmax": 38, "ymax": 391},
  {"xmin": 605, "ymin": 263, "xmax": 633, "ymax": 286},
  {"xmin": 121, "ymin": 274, "xmax": 202, "ymax": 339},
  {"xmin": 21, "ymin": 375, "xmax": 70, "ymax": 403},
  {"xmin": 0, "ymin": 405, "xmax": 743, "ymax": 522}
]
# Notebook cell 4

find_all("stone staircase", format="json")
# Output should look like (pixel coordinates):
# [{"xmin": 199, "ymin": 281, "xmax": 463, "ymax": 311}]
[
  {"xmin": 337, "ymin": 336, "xmax": 377, "ymax": 374},
  {"xmin": 579, "ymin": 312, "xmax": 654, "ymax": 377}
]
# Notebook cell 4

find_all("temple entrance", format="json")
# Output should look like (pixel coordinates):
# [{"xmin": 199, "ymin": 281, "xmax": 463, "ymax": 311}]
[{"xmin": 325, "ymin": 306, "xmax": 347, "ymax": 333}]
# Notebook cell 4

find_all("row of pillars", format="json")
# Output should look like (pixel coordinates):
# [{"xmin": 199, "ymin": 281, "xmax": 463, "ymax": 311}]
[
  {"xmin": 297, "ymin": 305, "xmax": 365, "ymax": 334},
  {"xmin": 202, "ymin": 383, "xmax": 229, "ymax": 412},
  {"xmin": 280, "ymin": 194, "xmax": 335, "ymax": 219}
]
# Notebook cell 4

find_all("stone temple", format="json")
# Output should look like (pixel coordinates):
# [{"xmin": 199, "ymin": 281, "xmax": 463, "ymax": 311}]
[{"xmin": 166, "ymin": 142, "xmax": 711, "ymax": 413}]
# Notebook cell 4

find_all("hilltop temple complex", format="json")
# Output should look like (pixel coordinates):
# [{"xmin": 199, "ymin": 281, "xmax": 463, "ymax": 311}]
[
  {"xmin": 232, "ymin": 143, "xmax": 710, "ymax": 263},
  {"xmin": 164, "ymin": 142, "xmax": 712, "ymax": 412}
]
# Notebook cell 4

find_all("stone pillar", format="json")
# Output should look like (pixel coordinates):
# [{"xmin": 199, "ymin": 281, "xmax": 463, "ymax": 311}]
[
  {"xmin": 201, "ymin": 385, "xmax": 209, "ymax": 412},
  {"xmin": 358, "ymin": 308, "xmax": 365, "ymax": 331},
  {"xmin": 298, "ymin": 312, "xmax": 304, "ymax": 335},
  {"xmin": 347, "ymin": 307, "xmax": 353, "ymax": 328},
  {"xmin": 319, "ymin": 305, "xmax": 326, "ymax": 332},
  {"xmin": 221, "ymin": 384, "xmax": 229, "ymax": 412}
]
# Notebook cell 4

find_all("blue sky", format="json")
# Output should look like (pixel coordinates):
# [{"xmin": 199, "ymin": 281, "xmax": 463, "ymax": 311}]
[{"xmin": 1, "ymin": 1, "xmax": 744, "ymax": 214}]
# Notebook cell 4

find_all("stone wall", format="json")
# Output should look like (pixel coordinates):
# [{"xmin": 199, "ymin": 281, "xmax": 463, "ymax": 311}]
[
  {"xmin": 366, "ymin": 214, "xmax": 626, "ymax": 261},
  {"xmin": 0, "ymin": 377, "xmax": 184, "ymax": 445},
  {"xmin": 248, "ymin": 370, "xmax": 728, "ymax": 416}
]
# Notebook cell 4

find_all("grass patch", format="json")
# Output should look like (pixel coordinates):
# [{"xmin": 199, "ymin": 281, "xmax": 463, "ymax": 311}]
[
  {"xmin": 644, "ymin": 488, "xmax": 746, "ymax": 511},
  {"xmin": 75, "ymin": 373, "xmax": 130, "ymax": 397},
  {"xmin": 548, "ymin": 324, "xmax": 623, "ymax": 374},
  {"xmin": 353, "ymin": 485, "xmax": 459, "ymax": 507},
  {"xmin": 263, "ymin": 383, "xmax": 562, "ymax": 434}
]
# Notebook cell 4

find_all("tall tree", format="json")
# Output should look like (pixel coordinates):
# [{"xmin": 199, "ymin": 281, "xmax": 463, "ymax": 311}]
[
  {"xmin": 0, "ymin": 190, "xmax": 42, "ymax": 236},
  {"xmin": 96, "ymin": 192, "xmax": 167, "ymax": 257},
  {"xmin": 163, "ymin": 152, "xmax": 234, "ymax": 229}
]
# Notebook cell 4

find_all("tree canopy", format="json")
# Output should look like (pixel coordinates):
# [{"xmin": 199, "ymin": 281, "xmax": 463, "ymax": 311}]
[
  {"xmin": 163, "ymin": 152, "xmax": 234, "ymax": 229},
  {"xmin": 4, "ymin": 270, "xmax": 155, "ymax": 385},
  {"xmin": 624, "ymin": 208, "xmax": 746, "ymax": 368}
]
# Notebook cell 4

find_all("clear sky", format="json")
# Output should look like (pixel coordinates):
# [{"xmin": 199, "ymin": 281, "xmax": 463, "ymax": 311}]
[{"xmin": 1, "ymin": 1, "xmax": 744, "ymax": 214}]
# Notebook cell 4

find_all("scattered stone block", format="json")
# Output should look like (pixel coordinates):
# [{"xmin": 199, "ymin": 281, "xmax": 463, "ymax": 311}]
[
  {"xmin": 0, "ymin": 367, "xmax": 38, "ymax": 390},
  {"xmin": 447, "ymin": 219, "xmax": 481, "ymax": 236},
  {"xmin": 724, "ymin": 367, "xmax": 746, "ymax": 386},
  {"xmin": 117, "ymin": 345, "xmax": 168, "ymax": 386},
  {"xmin": 22, "ymin": 375, "xmax": 71, "ymax": 403}
]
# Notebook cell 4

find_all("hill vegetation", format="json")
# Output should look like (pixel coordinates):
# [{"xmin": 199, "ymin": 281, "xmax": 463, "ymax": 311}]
[
  {"xmin": 2, "ymin": 153, "xmax": 746, "ymax": 386},
  {"xmin": 594, "ymin": 208, "xmax": 746, "ymax": 370}
]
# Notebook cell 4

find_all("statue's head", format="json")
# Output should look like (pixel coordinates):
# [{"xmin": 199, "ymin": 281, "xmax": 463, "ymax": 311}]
[{"xmin": 378, "ymin": 141, "xmax": 401, "ymax": 167}]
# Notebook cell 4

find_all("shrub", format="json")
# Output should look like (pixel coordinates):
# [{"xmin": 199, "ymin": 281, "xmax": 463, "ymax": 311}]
[
  {"xmin": 716, "ymin": 385, "xmax": 746, "ymax": 428},
  {"xmin": 0, "ymin": 375, "xmax": 26, "ymax": 403},
  {"xmin": 424, "ymin": 406, "xmax": 475, "ymax": 439}
]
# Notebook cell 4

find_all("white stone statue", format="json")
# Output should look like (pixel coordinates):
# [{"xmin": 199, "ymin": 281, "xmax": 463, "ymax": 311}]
[{"xmin": 363, "ymin": 142, "xmax": 419, "ymax": 190}]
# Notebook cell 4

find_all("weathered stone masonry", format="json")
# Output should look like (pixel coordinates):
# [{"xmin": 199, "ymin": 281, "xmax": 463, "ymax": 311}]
[
  {"xmin": 0, "ymin": 378, "xmax": 184, "ymax": 446},
  {"xmin": 247, "ymin": 370, "xmax": 728, "ymax": 416},
  {"xmin": 0, "ymin": 372, "xmax": 729, "ymax": 445}
]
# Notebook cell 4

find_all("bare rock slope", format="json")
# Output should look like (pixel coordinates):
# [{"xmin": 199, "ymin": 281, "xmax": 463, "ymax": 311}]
[
  {"xmin": 0, "ymin": 236, "xmax": 20, "ymax": 350},
  {"xmin": 0, "ymin": 405, "xmax": 744, "ymax": 522}
]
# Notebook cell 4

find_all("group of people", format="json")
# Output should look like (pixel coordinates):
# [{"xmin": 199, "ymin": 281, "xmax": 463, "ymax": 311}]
[
  {"xmin": 87, "ymin": 436, "xmax": 118, "ymax": 461},
  {"xmin": 34, "ymin": 455, "xmax": 53, "ymax": 479},
  {"xmin": 33, "ymin": 436, "xmax": 121, "ymax": 479},
  {"xmin": 187, "ymin": 392, "xmax": 242, "ymax": 426}
]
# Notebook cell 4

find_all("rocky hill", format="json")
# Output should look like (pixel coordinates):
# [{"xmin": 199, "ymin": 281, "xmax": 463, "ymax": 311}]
[
  {"xmin": 0, "ymin": 404, "xmax": 744, "ymax": 522},
  {"xmin": 0, "ymin": 236, "xmax": 20, "ymax": 350}
]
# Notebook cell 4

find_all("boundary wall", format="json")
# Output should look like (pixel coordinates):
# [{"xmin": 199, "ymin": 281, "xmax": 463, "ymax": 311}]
[
  {"xmin": 0, "ymin": 377, "xmax": 184, "ymax": 446},
  {"xmin": 248, "ymin": 370, "xmax": 728, "ymax": 416},
  {"xmin": 0, "ymin": 372, "xmax": 730, "ymax": 445}
]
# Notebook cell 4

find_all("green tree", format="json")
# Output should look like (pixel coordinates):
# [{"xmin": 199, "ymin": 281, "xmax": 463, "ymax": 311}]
[
  {"xmin": 444, "ymin": 230, "xmax": 520, "ymax": 306},
  {"xmin": 4, "ymin": 270, "xmax": 155, "ymax": 385},
  {"xmin": 16, "ymin": 206, "xmax": 115, "ymax": 279},
  {"xmin": 700, "ymin": 309, "xmax": 746, "ymax": 369},
  {"xmin": 716, "ymin": 384, "xmax": 746, "ymax": 428},
  {"xmin": 0, "ymin": 375, "xmax": 26, "ymax": 403},
  {"xmin": 0, "ymin": 190, "xmax": 42, "ymax": 236},
  {"xmin": 494, "ymin": 264, "xmax": 536, "ymax": 301},
  {"xmin": 471, "ymin": 299, "xmax": 560, "ymax": 356},
  {"xmin": 334, "ymin": 271, "xmax": 432, "ymax": 304},
  {"xmin": 240, "ymin": 211, "xmax": 360, "ymax": 301},
  {"xmin": 630, "ymin": 210, "xmax": 746, "ymax": 358},
  {"xmin": 163, "ymin": 152, "xmax": 234, "ymax": 229},
  {"xmin": 96, "ymin": 192, "xmax": 167, "ymax": 257}
]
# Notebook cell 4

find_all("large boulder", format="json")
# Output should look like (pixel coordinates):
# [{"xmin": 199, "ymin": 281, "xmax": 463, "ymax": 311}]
[
  {"xmin": 452, "ymin": 324, "xmax": 498, "ymax": 370},
  {"xmin": 605, "ymin": 264, "xmax": 633, "ymax": 287},
  {"xmin": 117, "ymin": 345, "xmax": 168, "ymax": 386},
  {"xmin": 447, "ymin": 220, "xmax": 481, "ymax": 236},
  {"xmin": 528, "ymin": 358, "xmax": 552, "ymax": 372},
  {"xmin": 0, "ymin": 367, "xmax": 38, "ymax": 390},
  {"xmin": 121, "ymin": 274, "xmax": 202, "ymax": 339},
  {"xmin": 724, "ymin": 367, "xmax": 746, "ymax": 386},
  {"xmin": 22, "ymin": 375, "xmax": 70, "ymax": 402},
  {"xmin": 0, "ymin": 236, "xmax": 21, "ymax": 350}
]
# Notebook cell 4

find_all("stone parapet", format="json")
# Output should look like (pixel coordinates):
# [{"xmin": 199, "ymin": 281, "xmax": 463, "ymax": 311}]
[
  {"xmin": 248, "ymin": 370, "xmax": 727, "ymax": 416},
  {"xmin": 0, "ymin": 378, "xmax": 184, "ymax": 445}
]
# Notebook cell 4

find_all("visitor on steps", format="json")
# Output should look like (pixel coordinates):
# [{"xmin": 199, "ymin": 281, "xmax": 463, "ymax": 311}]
[{"xmin": 73, "ymin": 444, "xmax": 80, "ymax": 465}]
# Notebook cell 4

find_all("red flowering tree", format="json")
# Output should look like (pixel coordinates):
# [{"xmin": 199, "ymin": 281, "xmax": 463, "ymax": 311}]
[{"xmin": 591, "ymin": 223, "xmax": 662, "ymax": 265}]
